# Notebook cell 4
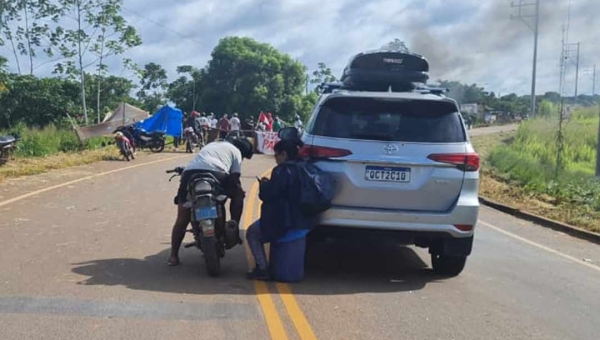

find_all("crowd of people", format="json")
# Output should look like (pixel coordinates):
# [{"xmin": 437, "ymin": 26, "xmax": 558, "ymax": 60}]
[{"xmin": 172, "ymin": 110, "xmax": 304, "ymax": 151}]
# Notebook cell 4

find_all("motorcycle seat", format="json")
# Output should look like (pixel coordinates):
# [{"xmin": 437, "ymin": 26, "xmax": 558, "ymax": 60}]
[
  {"xmin": 0, "ymin": 136, "xmax": 16, "ymax": 147},
  {"xmin": 189, "ymin": 172, "xmax": 225, "ymax": 194},
  {"xmin": 139, "ymin": 131, "xmax": 164, "ymax": 137}
]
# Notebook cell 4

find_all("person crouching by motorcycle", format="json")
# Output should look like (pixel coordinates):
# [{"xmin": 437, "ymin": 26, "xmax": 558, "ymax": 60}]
[
  {"xmin": 168, "ymin": 137, "xmax": 254, "ymax": 266},
  {"xmin": 183, "ymin": 126, "xmax": 198, "ymax": 153},
  {"xmin": 114, "ymin": 132, "xmax": 134, "ymax": 161},
  {"xmin": 246, "ymin": 139, "xmax": 311, "ymax": 280}
]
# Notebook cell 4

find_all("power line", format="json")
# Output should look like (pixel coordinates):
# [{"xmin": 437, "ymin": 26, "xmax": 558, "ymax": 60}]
[{"xmin": 121, "ymin": 6, "xmax": 204, "ymax": 46}]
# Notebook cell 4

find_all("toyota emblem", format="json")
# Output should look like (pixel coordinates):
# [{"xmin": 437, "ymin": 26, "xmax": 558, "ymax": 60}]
[{"xmin": 383, "ymin": 144, "xmax": 399, "ymax": 155}]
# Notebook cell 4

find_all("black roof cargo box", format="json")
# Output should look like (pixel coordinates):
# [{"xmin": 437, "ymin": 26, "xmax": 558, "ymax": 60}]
[{"xmin": 341, "ymin": 50, "xmax": 429, "ymax": 91}]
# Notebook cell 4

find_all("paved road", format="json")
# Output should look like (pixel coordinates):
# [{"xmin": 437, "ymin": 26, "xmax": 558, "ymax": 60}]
[{"xmin": 1, "ymin": 140, "xmax": 599, "ymax": 339}]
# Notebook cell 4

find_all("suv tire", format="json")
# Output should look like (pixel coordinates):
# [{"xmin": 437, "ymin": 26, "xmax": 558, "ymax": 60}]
[{"xmin": 431, "ymin": 253, "xmax": 467, "ymax": 277}]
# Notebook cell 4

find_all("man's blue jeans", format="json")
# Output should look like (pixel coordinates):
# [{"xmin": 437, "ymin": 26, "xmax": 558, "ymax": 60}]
[{"xmin": 247, "ymin": 220, "xmax": 268, "ymax": 271}]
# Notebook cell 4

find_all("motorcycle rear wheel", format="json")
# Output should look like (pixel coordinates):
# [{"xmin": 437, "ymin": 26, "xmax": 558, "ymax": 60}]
[
  {"xmin": 150, "ymin": 139, "xmax": 165, "ymax": 153},
  {"xmin": 201, "ymin": 237, "xmax": 221, "ymax": 277}
]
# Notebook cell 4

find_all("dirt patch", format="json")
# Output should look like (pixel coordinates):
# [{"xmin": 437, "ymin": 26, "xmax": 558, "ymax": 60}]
[{"xmin": 0, "ymin": 148, "xmax": 148, "ymax": 183}]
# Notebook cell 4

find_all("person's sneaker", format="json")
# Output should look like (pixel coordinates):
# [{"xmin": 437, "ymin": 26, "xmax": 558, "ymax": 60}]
[{"xmin": 246, "ymin": 267, "xmax": 270, "ymax": 281}]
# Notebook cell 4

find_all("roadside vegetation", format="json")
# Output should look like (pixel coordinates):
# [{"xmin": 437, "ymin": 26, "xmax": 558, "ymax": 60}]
[
  {"xmin": 473, "ymin": 106, "xmax": 600, "ymax": 233},
  {"xmin": 0, "ymin": 124, "xmax": 120, "ymax": 181}
]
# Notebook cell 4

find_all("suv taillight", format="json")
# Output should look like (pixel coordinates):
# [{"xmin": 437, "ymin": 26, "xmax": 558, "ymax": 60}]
[
  {"xmin": 427, "ymin": 153, "xmax": 480, "ymax": 172},
  {"xmin": 299, "ymin": 145, "xmax": 353, "ymax": 158}
]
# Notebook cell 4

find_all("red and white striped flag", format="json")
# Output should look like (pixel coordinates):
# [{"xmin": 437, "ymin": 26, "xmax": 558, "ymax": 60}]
[{"xmin": 258, "ymin": 111, "xmax": 271, "ymax": 131}]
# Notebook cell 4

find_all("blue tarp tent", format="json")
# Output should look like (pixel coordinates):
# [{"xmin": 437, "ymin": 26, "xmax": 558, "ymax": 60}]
[{"xmin": 135, "ymin": 105, "xmax": 183, "ymax": 137}]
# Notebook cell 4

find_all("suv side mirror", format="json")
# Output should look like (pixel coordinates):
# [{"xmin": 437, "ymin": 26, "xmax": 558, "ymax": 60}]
[{"xmin": 278, "ymin": 127, "xmax": 300, "ymax": 140}]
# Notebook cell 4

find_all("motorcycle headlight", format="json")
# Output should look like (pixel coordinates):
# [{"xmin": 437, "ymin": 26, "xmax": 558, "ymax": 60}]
[{"xmin": 194, "ymin": 180, "xmax": 212, "ymax": 193}]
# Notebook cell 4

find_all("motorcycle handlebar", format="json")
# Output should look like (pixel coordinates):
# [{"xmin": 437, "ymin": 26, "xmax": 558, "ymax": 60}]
[{"xmin": 166, "ymin": 167, "xmax": 184, "ymax": 175}]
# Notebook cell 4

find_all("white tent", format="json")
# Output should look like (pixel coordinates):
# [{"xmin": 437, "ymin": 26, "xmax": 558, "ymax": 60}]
[
  {"xmin": 75, "ymin": 103, "xmax": 149, "ymax": 141},
  {"xmin": 102, "ymin": 103, "xmax": 149, "ymax": 124}
]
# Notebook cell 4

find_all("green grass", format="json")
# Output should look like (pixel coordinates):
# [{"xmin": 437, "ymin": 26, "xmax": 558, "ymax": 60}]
[
  {"xmin": 483, "ymin": 107, "xmax": 600, "ymax": 232},
  {"xmin": 2, "ymin": 124, "xmax": 113, "ymax": 158},
  {"xmin": 0, "ymin": 124, "xmax": 120, "ymax": 182}
]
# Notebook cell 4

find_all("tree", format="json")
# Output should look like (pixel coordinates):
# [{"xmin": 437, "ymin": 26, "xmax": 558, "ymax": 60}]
[
  {"xmin": 0, "ymin": 74, "xmax": 80, "ymax": 129},
  {"xmin": 167, "ymin": 65, "xmax": 205, "ymax": 114},
  {"xmin": 86, "ymin": 73, "xmax": 138, "ymax": 118},
  {"xmin": 137, "ymin": 62, "xmax": 168, "ymax": 112},
  {"xmin": 54, "ymin": 0, "xmax": 140, "ymax": 125},
  {"xmin": 90, "ymin": 0, "xmax": 141, "ymax": 123},
  {"xmin": 310, "ymin": 62, "xmax": 337, "ymax": 93},
  {"xmin": 0, "ymin": 55, "xmax": 8, "ymax": 104},
  {"xmin": 537, "ymin": 100, "xmax": 556, "ymax": 117},
  {"xmin": 299, "ymin": 92, "xmax": 318, "ymax": 121},
  {"xmin": 0, "ymin": 55, "xmax": 7, "ymax": 73},
  {"xmin": 200, "ymin": 36, "xmax": 306, "ymax": 121},
  {"xmin": 542, "ymin": 92, "xmax": 561, "ymax": 104},
  {"xmin": 382, "ymin": 39, "xmax": 409, "ymax": 52},
  {"xmin": 0, "ymin": 0, "xmax": 62, "ymax": 75}
]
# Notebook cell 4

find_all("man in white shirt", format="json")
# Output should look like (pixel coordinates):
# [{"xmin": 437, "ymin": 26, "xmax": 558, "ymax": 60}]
[
  {"xmin": 230, "ymin": 113, "xmax": 242, "ymax": 137},
  {"xmin": 210, "ymin": 113, "xmax": 218, "ymax": 129},
  {"xmin": 294, "ymin": 115, "xmax": 303, "ymax": 132},
  {"xmin": 196, "ymin": 112, "xmax": 210, "ymax": 145},
  {"xmin": 168, "ymin": 138, "xmax": 254, "ymax": 266}
]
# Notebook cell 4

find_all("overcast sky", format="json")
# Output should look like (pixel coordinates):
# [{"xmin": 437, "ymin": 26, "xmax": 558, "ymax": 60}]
[{"xmin": 3, "ymin": 0, "xmax": 599, "ymax": 96}]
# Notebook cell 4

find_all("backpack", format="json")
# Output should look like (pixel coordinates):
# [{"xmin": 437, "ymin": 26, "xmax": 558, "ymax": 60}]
[{"xmin": 296, "ymin": 161, "xmax": 335, "ymax": 216}]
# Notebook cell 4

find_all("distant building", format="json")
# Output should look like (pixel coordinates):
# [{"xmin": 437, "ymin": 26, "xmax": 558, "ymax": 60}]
[{"xmin": 461, "ymin": 103, "xmax": 479, "ymax": 116}]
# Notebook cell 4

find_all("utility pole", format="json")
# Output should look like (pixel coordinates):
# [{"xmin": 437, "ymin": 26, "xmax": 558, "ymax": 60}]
[
  {"xmin": 511, "ymin": 0, "xmax": 540, "ymax": 117},
  {"xmin": 596, "ymin": 103, "xmax": 600, "ymax": 177},
  {"xmin": 574, "ymin": 43, "xmax": 580, "ymax": 101},
  {"xmin": 305, "ymin": 75, "xmax": 309, "ymax": 95},
  {"xmin": 563, "ymin": 42, "xmax": 580, "ymax": 98},
  {"xmin": 593, "ymin": 64, "xmax": 596, "ymax": 96}
]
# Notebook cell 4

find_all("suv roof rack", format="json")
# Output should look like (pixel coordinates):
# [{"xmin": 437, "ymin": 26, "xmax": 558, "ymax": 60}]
[
  {"xmin": 339, "ymin": 50, "xmax": 430, "ymax": 92},
  {"xmin": 321, "ymin": 82, "xmax": 448, "ymax": 96},
  {"xmin": 320, "ymin": 50, "xmax": 450, "ymax": 96}
]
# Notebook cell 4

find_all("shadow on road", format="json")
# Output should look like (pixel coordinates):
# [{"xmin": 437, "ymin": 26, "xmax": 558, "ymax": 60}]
[
  {"xmin": 71, "ymin": 247, "xmax": 254, "ymax": 295},
  {"xmin": 71, "ymin": 237, "xmax": 442, "ymax": 296},
  {"xmin": 295, "ymin": 239, "xmax": 443, "ymax": 294}
]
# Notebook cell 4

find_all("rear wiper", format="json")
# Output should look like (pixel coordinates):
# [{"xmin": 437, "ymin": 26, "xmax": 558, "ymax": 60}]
[{"xmin": 349, "ymin": 133, "xmax": 394, "ymax": 141}]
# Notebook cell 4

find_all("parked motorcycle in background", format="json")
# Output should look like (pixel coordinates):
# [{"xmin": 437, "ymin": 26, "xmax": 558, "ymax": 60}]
[
  {"xmin": 114, "ymin": 125, "xmax": 165, "ymax": 153},
  {"xmin": 0, "ymin": 135, "xmax": 16, "ymax": 165},
  {"xmin": 167, "ymin": 167, "xmax": 242, "ymax": 276}
]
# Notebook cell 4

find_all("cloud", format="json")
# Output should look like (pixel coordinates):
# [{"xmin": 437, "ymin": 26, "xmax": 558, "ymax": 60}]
[{"xmin": 1, "ymin": 0, "xmax": 598, "ymax": 96}]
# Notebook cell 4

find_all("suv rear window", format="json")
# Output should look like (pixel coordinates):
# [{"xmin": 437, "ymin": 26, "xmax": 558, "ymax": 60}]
[{"xmin": 309, "ymin": 97, "xmax": 465, "ymax": 143}]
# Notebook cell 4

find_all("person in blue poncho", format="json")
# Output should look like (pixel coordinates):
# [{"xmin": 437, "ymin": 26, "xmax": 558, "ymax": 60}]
[{"xmin": 246, "ymin": 139, "xmax": 312, "ymax": 280}]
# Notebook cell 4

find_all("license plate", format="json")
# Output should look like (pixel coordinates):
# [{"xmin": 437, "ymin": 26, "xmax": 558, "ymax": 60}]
[
  {"xmin": 195, "ymin": 206, "xmax": 218, "ymax": 220},
  {"xmin": 365, "ymin": 166, "xmax": 411, "ymax": 182}
]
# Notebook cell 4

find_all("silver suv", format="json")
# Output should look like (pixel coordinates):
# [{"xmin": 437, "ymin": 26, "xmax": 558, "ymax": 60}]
[{"xmin": 300, "ymin": 88, "xmax": 479, "ymax": 276}]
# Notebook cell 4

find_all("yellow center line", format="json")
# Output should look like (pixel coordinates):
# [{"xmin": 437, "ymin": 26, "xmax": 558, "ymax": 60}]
[
  {"xmin": 243, "ymin": 167, "xmax": 318, "ymax": 340},
  {"xmin": 0, "ymin": 155, "xmax": 189, "ymax": 208},
  {"xmin": 276, "ymin": 283, "xmax": 318, "ymax": 340},
  {"xmin": 242, "ymin": 168, "xmax": 288, "ymax": 340}
]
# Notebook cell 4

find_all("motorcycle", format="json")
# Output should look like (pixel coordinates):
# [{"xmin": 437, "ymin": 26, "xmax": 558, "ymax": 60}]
[
  {"xmin": 183, "ymin": 127, "xmax": 199, "ymax": 153},
  {"xmin": 115, "ymin": 137, "xmax": 135, "ymax": 161},
  {"xmin": 0, "ymin": 135, "xmax": 16, "ymax": 165},
  {"xmin": 114, "ymin": 125, "xmax": 165, "ymax": 153},
  {"xmin": 167, "ymin": 167, "xmax": 242, "ymax": 276}
]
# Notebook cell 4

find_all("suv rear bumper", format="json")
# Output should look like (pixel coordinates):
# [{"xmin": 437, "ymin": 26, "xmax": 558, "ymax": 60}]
[{"xmin": 317, "ymin": 203, "xmax": 478, "ymax": 238}]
